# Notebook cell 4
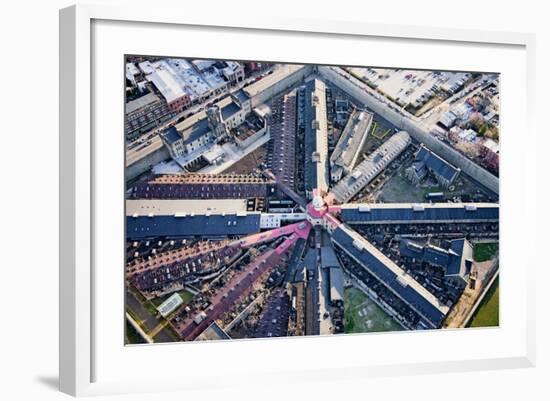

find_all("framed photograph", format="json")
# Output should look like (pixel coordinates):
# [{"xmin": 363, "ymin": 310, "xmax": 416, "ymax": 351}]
[{"xmin": 59, "ymin": 4, "xmax": 536, "ymax": 396}]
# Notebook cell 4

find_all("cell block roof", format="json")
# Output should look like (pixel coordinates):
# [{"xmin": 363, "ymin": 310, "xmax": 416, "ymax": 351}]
[
  {"xmin": 330, "ymin": 131, "xmax": 410, "ymax": 203},
  {"xmin": 303, "ymin": 79, "xmax": 329, "ymax": 194},
  {"xmin": 126, "ymin": 213, "xmax": 261, "ymax": 239},
  {"xmin": 340, "ymin": 202, "xmax": 499, "ymax": 224},
  {"xmin": 330, "ymin": 109, "xmax": 373, "ymax": 171},
  {"xmin": 331, "ymin": 224, "xmax": 448, "ymax": 328}
]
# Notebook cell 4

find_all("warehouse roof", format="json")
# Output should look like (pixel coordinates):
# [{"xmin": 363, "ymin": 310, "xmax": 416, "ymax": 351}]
[{"xmin": 145, "ymin": 63, "xmax": 189, "ymax": 104}]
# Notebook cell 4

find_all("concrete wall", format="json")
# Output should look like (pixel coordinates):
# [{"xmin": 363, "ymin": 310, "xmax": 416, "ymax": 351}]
[
  {"xmin": 318, "ymin": 66, "xmax": 499, "ymax": 194},
  {"xmin": 250, "ymin": 65, "xmax": 314, "ymax": 107},
  {"xmin": 126, "ymin": 146, "xmax": 170, "ymax": 181}
]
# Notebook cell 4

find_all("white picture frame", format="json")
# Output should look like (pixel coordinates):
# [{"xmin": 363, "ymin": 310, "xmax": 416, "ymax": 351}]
[{"xmin": 59, "ymin": 4, "xmax": 536, "ymax": 397}]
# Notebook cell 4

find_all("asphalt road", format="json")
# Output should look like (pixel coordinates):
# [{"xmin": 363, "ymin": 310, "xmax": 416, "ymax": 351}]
[{"xmin": 126, "ymin": 290, "xmax": 161, "ymax": 332}]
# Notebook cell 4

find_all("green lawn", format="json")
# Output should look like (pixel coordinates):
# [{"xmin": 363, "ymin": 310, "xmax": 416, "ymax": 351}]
[
  {"xmin": 473, "ymin": 242, "xmax": 499, "ymax": 262},
  {"xmin": 468, "ymin": 277, "xmax": 499, "ymax": 328},
  {"xmin": 344, "ymin": 287, "xmax": 403, "ymax": 334},
  {"xmin": 125, "ymin": 321, "xmax": 146, "ymax": 344}
]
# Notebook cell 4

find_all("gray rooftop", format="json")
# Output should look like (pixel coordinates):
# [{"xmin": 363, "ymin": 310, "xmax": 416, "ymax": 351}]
[
  {"xmin": 180, "ymin": 119, "xmax": 211, "ymax": 145},
  {"xmin": 415, "ymin": 145, "xmax": 460, "ymax": 183},
  {"xmin": 329, "ymin": 267, "xmax": 345, "ymax": 302},
  {"xmin": 303, "ymin": 79, "xmax": 329, "ymax": 194},
  {"xmin": 330, "ymin": 109, "xmax": 373, "ymax": 177},
  {"xmin": 330, "ymin": 131, "xmax": 411, "ymax": 203},
  {"xmin": 321, "ymin": 246, "xmax": 340, "ymax": 269},
  {"xmin": 126, "ymin": 213, "xmax": 261, "ymax": 239},
  {"xmin": 125, "ymin": 92, "xmax": 161, "ymax": 115}
]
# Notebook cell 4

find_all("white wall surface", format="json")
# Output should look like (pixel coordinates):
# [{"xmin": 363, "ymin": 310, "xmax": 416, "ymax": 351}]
[{"xmin": 0, "ymin": 0, "xmax": 548, "ymax": 400}]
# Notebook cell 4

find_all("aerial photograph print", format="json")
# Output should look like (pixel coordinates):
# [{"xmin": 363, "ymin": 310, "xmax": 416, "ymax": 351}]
[{"xmin": 124, "ymin": 57, "xmax": 500, "ymax": 344}]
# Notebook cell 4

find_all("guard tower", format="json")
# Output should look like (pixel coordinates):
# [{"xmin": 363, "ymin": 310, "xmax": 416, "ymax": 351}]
[{"xmin": 207, "ymin": 105, "xmax": 228, "ymax": 138}]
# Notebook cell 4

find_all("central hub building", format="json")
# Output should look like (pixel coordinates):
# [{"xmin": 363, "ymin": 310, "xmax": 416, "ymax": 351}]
[{"xmin": 306, "ymin": 193, "xmax": 328, "ymax": 226}]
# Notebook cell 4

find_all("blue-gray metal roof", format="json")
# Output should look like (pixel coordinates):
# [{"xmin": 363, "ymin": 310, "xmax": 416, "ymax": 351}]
[
  {"xmin": 161, "ymin": 126, "xmax": 181, "ymax": 144},
  {"xmin": 332, "ymin": 227, "xmax": 446, "ymax": 327},
  {"xmin": 399, "ymin": 239, "xmax": 424, "ymax": 259},
  {"xmin": 292, "ymin": 248, "xmax": 317, "ymax": 282},
  {"xmin": 329, "ymin": 267, "xmax": 345, "ymax": 302},
  {"xmin": 321, "ymin": 246, "xmax": 340, "ymax": 268},
  {"xmin": 448, "ymin": 239, "xmax": 470, "ymax": 276},
  {"xmin": 341, "ymin": 204, "xmax": 499, "ymax": 224},
  {"xmin": 181, "ymin": 118, "xmax": 210, "ymax": 145},
  {"xmin": 399, "ymin": 238, "xmax": 470, "ymax": 277},
  {"xmin": 424, "ymin": 246, "xmax": 451, "ymax": 267},
  {"xmin": 221, "ymin": 101, "xmax": 241, "ymax": 120},
  {"xmin": 126, "ymin": 213, "xmax": 261, "ymax": 239},
  {"xmin": 415, "ymin": 146, "xmax": 460, "ymax": 182}
]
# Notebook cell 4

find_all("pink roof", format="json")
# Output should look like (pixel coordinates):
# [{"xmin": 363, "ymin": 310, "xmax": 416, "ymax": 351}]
[{"xmin": 239, "ymin": 221, "xmax": 311, "ymax": 248}]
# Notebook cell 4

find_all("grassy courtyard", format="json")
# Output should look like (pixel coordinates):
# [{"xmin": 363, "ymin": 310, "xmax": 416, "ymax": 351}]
[
  {"xmin": 473, "ymin": 242, "xmax": 499, "ymax": 262},
  {"xmin": 377, "ymin": 173, "xmax": 435, "ymax": 203},
  {"xmin": 344, "ymin": 287, "xmax": 403, "ymax": 334},
  {"xmin": 468, "ymin": 277, "xmax": 499, "ymax": 328}
]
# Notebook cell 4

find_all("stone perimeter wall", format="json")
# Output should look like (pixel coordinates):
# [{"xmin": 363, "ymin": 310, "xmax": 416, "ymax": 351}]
[{"xmin": 317, "ymin": 66, "xmax": 499, "ymax": 195}]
